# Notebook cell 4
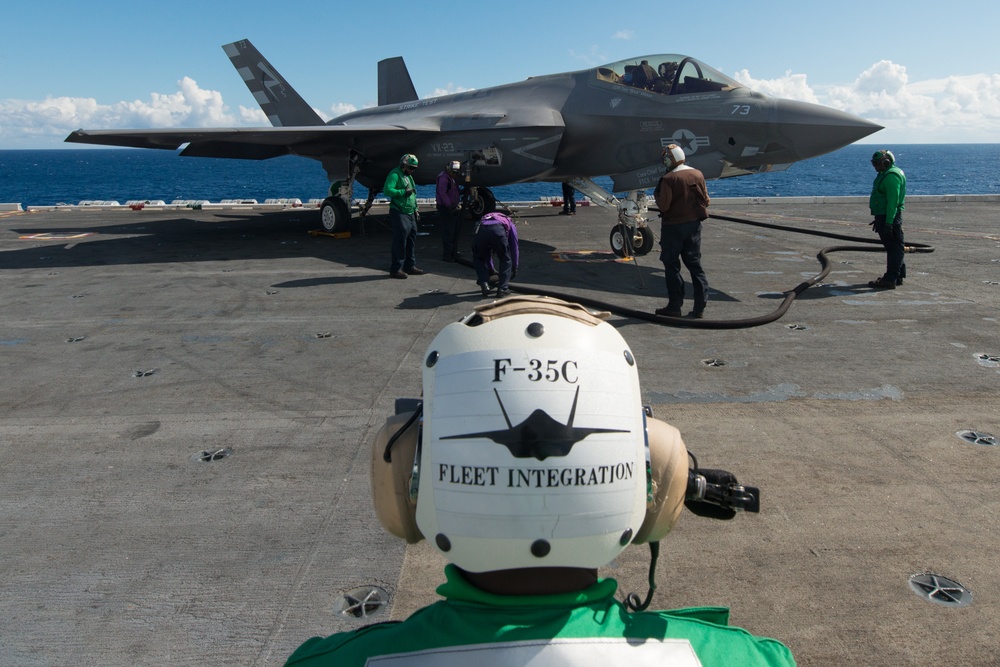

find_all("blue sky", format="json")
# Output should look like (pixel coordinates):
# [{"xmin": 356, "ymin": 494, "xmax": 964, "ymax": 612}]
[{"xmin": 3, "ymin": 0, "xmax": 998, "ymax": 149}]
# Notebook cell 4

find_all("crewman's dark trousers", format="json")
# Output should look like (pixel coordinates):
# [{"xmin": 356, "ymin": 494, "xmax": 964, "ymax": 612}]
[{"xmin": 659, "ymin": 220, "xmax": 708, "ymax": 313}]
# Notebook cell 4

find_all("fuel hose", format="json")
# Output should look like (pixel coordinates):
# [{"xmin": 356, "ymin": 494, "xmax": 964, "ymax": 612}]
[{"xmin": 464, "ymin": 211, "xmax": 935, "ymax": 330}]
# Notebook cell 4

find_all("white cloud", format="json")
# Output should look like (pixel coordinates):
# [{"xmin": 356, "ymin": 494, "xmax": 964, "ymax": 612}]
[
  {"xmin": 426, "ymin": 84, "xmax": 474, "ymax": 98},
  {"xmin": 327, "ymin": 102, "xmax": 357, "ymax": 120},
  {"xmin": 854, "ymin": 60, "xmax": 908, "ymax": 95},
  {"xmin": 4, "ymin": 62, "xmax": 1000, "ymax": 146},
  {"xmin": 568, "ymin": 45, "xmax": 610, "ymax": 67},
  {"xmin": 613, "ymin": 30, "xmax": 634, "ymax": 40},
  {"xmin": 824, "ymin": 62, "xmax": 1000, "ymax": 142},
  {"xmin": 733, "ymin": 69, "xmax": 820, "ymax": 104},
  {"xmin": 734, "ymin": 61, "xmax": 1000, "ymax": 143},
  {"xmin": 0, "ymin": 77, "xmax": 257, "ymax": 148},
  {"xmin": 239, "ymin": 106, "xmax": 268, "ymax": 125}
]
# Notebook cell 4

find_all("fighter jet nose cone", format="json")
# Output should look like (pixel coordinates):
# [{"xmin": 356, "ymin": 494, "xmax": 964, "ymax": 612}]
[{"xmin": 772, "ymin": 98, "xmax": 882, "ymax": 161}]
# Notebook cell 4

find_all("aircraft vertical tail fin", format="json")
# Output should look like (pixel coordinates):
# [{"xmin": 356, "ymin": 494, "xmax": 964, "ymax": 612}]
[
  {"xmin": 223, "ymin": 39, "xmax": 325, "ymax": 127},
  {"xmin": 378, "ymin": 57, "xmax": 419, "ymax": 106}
]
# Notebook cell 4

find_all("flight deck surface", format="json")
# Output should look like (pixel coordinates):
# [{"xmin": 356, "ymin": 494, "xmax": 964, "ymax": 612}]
[{"xmin": 1, "ymin": 199, "xmax": 998, "ymax": 665}]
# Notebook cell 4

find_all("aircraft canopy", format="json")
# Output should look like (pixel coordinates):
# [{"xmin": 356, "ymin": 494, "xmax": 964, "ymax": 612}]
[{"xmin": 595, "ymin": 55, "xmax": 744, "ymax": 95}]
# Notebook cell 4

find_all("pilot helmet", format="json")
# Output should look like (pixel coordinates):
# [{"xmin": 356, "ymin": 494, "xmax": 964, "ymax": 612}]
[
  {"xmin": 400, "ymin": 154, "xmax": 419, "ymax": 168},
  {"xmin": 447, "ymin": 160, "xmax": 461, "ymax": 173},
  {"xmin": 370, "ymin": 296, "xmax": 689, "ymax": 573},
  {"xmin": 871, "ymin": 149, "xmax": 895, "ymax": 166}
]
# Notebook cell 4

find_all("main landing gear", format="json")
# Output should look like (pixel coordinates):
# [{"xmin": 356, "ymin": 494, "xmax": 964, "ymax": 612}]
[
  {"xmin": 465, "ymin": 185, "xmax": 496, "ymax": 217},
  {"xmin": 565, "ymin": 178, "xmax": 655, "ymax": 258},
  {"xmin": 320, "ymin": 151, "xmax": 364, "ymax": 234},
  {"xmin": 321, "ymin": 153, "xmax": 501, "ymax": 232},
  {"xmin": 320, "ymin": 196, "xmax": 351, "ymax": 233}
]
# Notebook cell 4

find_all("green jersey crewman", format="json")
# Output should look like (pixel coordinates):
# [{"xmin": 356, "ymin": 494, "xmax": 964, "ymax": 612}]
[
  {"xmin": 384, "ymin": 154, "xmax": 424, "ymax": 279},
  {"xmin": 868, "ymin": 149, "xmax": 907, "ymax": 289},
  {"xmin": 284, "ymin": 295, "xmax": 796, "ymax": 666}
]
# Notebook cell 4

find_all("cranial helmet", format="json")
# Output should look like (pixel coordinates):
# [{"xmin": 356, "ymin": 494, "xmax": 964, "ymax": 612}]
[
  {"xmin": 371, "ymin": 296, "xmax": 689, "ymax": 573},
  {"xmin": 448, "ymin": 160, "xmax": 461, "ymax": 173},
  {"xmin": 401, "ymin": 154, "xmax": 419, "ymax": 168},
  {"xmin": 871, "ymin": 149, "xmax": 895, "ymax": 165},
  {"xmin": 662, "ymin": 143, "xmax": 686, "ymax": 167}
]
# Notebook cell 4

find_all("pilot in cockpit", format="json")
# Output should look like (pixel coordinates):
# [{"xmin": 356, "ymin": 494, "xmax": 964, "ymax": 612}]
[
  {"xmin": 631, "ymin": 60, "xmax": 657, "ymax": 90},
  {"xmin": 653, "ymin": 61, "xmax": 678, "ymax": 94}
]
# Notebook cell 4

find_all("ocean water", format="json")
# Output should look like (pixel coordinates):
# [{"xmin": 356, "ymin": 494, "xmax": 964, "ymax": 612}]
[{"xmin": 2, "ymin": 144, "xmax": 999, "ymax": 207}]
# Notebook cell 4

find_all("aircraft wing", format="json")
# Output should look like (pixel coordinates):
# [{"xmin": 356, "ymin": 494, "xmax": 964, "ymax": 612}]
[{"xmin": 65, "ymin": 124, "xmax": 442, "ymax": 160}]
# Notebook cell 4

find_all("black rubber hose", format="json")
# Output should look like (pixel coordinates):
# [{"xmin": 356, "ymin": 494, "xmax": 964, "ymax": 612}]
[{"xmin": 459, "ymin": 212, "xmax": 935, "ymax": 330}]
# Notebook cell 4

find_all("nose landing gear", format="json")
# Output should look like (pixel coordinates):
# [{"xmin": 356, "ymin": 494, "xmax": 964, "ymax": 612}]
[
  {"xmin": 610, "ymin": 223, "xmax": 655, "ymax": 258},
  {"xmin": 565, "ymin": 178, "xmax": 655, "ymax": 258}
]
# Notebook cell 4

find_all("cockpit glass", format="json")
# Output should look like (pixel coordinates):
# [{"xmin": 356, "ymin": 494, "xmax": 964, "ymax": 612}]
[{"xmin": 594, "ymin": 55, "xmax": 743, "ymax": 95}]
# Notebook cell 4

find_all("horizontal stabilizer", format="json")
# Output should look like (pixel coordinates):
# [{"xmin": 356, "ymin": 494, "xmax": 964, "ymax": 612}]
[
  {"xmin": 223, "ymin": 39, "xmax": 324, "ymax": 127},
  {"xmin": 378, "ymin": 57, "xmax": 419, "ymax": 106}
]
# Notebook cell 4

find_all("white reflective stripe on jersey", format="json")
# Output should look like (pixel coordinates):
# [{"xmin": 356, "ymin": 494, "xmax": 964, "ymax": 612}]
[{"xmin": 365, "ymin": 637, "xmax": 702, "ymax": 666}]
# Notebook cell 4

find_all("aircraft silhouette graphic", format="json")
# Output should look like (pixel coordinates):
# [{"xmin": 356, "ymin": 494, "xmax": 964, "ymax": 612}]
[{"xmin": 440, "ymin": 386, "xmax": 630, "ymax": 460}]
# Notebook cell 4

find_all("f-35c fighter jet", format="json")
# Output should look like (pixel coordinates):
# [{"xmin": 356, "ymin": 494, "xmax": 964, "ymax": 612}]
[{"xmin": 67, "ymin": 39, "xmax": 880, "ymax": 256}]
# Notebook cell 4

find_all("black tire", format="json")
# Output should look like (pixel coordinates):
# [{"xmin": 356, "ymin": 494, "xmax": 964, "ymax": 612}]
[
  {"xmin": 320, "ymin": 197, "xmax": 350, "ymax": 233},
  {"xmin": 609, "ymin": 224, "xmax": 632, "ymax": 258},
  {"xmin": 468, "ymin": 188, "xmax": 496, "ymax": 217},
  {"xmin": 635, "ymin": 226, "xmax": 655, "ymax": 256}
]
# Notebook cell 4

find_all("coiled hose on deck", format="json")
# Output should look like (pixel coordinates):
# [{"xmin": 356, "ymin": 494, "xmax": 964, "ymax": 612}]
[{"xmin": 467, "ymin": 211, "xmax": 935, "ymax": 330}]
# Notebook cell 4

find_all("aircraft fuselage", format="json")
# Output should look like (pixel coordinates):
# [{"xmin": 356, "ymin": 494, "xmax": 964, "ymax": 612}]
[
  {"xmin": 327, "ymin": 55, "xmax": 879, "ymax": 193},
  {"xmin": 66, "ymin": 46, "xmax": 880, "ymax": 200}
]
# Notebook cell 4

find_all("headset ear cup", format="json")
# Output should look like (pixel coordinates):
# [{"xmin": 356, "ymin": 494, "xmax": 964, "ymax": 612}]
[
  {"xmin": 634, "ymin": 417, "xmax": 689, "ymax": 543},
  {"xmin": 370, "ymin": 412, "xmax": 424, "ymax": 543}
]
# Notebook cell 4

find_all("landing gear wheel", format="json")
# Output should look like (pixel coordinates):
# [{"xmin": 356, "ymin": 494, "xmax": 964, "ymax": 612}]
[
  {"xmin": 635, "ymin": 226, "xmax": 655, "ymax": 256},
  {"xmin": 610, "ymin": 224, "xmax": 634, "ymax": 258},
  {"xmin": 468, "ymin": 188, "xmax": 496, "ymax": 217},
  {"xmin": 320, "ymin": 197, "xmax": 350, "ymax": 233}
]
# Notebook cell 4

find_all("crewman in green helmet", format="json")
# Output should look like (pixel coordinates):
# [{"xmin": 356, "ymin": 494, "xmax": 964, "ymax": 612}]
[{"xmin": 867, "ymin": 149, "xmax": 907, "ymax": 289}]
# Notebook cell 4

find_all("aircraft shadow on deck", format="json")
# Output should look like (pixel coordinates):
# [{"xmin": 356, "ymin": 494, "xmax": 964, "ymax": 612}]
[
  {"xmin": 3, "ymin": 210, "xmax": 747, "ymax": 305},
  {"xmin": 4, "ymin": 211, "xmax": 346, "ymax": 271}
]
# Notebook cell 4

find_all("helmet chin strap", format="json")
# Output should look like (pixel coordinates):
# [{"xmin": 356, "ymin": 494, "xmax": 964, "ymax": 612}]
[{"xmin": 624, "ymin": 541, "xmax": 660, "ymax": 612}]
